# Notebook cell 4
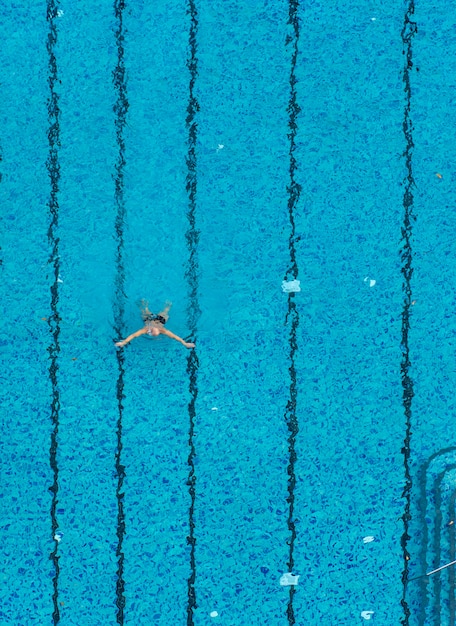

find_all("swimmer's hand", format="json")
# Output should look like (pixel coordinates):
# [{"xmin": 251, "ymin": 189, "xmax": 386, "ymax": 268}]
[
  {"xmin": 115, "ymin": 340, "xmax": 126, "ymax": 347},
  {"xmin": 184, "ymin": 342, "xmax": 195, "ymax": 349}
]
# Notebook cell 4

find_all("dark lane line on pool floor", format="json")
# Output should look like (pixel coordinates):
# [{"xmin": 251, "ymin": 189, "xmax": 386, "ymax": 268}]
[
  {"xmin": 283, "ymin": 1, "xmax": 301, "ymax": 623},
  {"xmin": 45, "ymin": 2, "xmax": 62, "ymax": 623},
  {"xmin": 112, "ymin": 0, "xmax": 129, "ymax": 622},
  {"xmin": 400, "ymin": 1, "xmax": 417, "ymax": 624},
  {"xmin": 185, "ymin": 0, "xmax": 200, "ymax": 623}
]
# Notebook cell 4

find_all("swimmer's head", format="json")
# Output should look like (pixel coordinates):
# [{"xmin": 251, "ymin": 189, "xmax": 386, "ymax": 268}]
[{"xmin": 149, "ymin": 326, "xmax": 160, "ymax": 336}]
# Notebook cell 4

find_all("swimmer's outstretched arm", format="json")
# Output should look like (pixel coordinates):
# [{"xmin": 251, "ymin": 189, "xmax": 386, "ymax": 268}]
[
  {"xmin": 160, "ymin": 327, "xmax": 195, "ymax": 349},
  {"xmin": 115, "ymin": 327, "xmax": 147, "ymax": 347}
]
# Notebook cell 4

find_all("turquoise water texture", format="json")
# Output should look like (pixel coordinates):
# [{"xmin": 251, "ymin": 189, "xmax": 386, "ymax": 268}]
[{"xmin": 2, "ymin": 1, "xmax": 456, "ymax": 625}]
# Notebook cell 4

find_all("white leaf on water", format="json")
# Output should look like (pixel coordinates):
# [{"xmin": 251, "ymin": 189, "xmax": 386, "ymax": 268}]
[
  {"xmin": 282, "ymin": 280, "xmax": 301, "ymax": 293},
  {"xmin": 361, "ymin": 611, "xmax": 374, "ymax": 620},
  {"xmin": 280, "ymin": 572, "xmax": 299, "ymax": 586}
]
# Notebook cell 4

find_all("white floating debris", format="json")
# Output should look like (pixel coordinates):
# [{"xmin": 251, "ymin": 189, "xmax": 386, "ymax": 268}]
[
  {"xmin": 211, "ymin": 407, "xmax": 219, "ymax": 411},
  {"xmin": 363, "ymin": 536, "xmax": 375, "ymax": 544},
  {"xmin": 371, "ymin": 17, "xmax": 377, "ymax": 21},
  {"xmin": 57, "ymin": 9, "xmax": 64, "ymax": 17},
  {"xmin": 57, "ymin": 275, "xmax": 64, "ymax": 283},
  {"xmin": 210, "ymin": 611, "xmax": 218, "ymax": 618},
  {"xmin": 363, "ymin": 277, "xmax": 376, "ymax": 287},
  {"xmin": 280, "ymin": 572, "xmax": 299, "ymax": 586},
  {"xmin": 54, "ymin": 532, "xmax": 63, "ymax": 543},
  {"xmin": 281, "ymin": 279, "xmax": 301, "ymax": 293},
  {"xmin": 216, "ymin": 144, "xmax": 224, "ymax": 152},
  {"xmin": 361, "ymin": 611, "xmax": 374, "ymax": 620}
]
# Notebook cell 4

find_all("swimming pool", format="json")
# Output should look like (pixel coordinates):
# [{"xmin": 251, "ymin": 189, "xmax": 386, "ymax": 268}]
[{"xmin": 2, "ymin": 0, "xmax": 456, "ymax": 624}]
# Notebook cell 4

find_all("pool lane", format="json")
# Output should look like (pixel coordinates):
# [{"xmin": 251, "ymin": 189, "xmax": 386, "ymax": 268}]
[
  {"xmin": 192, "ymin": 3, "xmax": 295, "ymax": 623},
  {"xmin": 291, "ymin": 2, "xmax": 407, "ymax": 622},
  {"xmin": 0, "ymin": 6, "xmax": 55, "ymax": 624},
  {"xmin": 117, "ymin": 2, "xmax": 193, "ymax": 623},
  {"xmin": 404, "ymin": 3, "xmax": 456, "ymax": 624},
  {"xmin": 48, "ymin": 4, "xmax": 121, "ymax": 623}
]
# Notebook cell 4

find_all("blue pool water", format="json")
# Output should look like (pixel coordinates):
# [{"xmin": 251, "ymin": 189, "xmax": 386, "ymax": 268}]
[{"xmin": 2, "ymin": 1, "xmax": 456, "ymax": 624}]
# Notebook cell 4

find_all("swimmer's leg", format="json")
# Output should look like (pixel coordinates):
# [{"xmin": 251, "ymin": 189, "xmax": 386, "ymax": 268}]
[
  {"xmin": 157, "ymin": 301, "xmax": 172, "ymax": 322},
  {"xmin": 140, "ymin": 299, "xmax": 152, "ymax": 321}
]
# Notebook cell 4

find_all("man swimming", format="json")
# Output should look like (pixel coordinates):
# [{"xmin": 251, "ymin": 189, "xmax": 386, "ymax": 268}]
[{"xmin": 115, "ymin": 300, "xmax": 195, "ymax": 349}]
